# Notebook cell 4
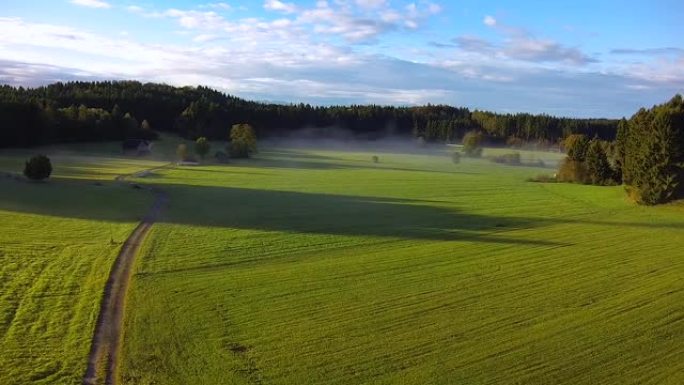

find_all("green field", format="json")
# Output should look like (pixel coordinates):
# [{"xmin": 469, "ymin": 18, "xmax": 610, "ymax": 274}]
[
  {"xmin": 122, "ymin": 146, "xmax": 683, "ymax": 384},
  {"xmin": 0, "ymin": 149, "xmax": 159, "ymax": 384},
  {"xmin": 1, "ymin": 143, "xmax": 683, "ymax": 384}
]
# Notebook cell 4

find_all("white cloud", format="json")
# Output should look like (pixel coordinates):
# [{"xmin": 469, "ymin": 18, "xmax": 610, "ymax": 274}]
[
  {"xmin": 452, "ymin": 17, "xmax": 596, "ymax": 66},
  {"xmin": 294, "ymin": 0, "xmax": 440, "ymax": 42},
  {"xmin": 355, "ymin": 0, "xmax": 387, "ymax": 9},
  {"xmin": 483, "ymin": 15, "xmax": 497, "ymax": 27},
  {"xmin": 201, "ymin": 3, "xmax": 232, "ymax": 11},
  {"xmin": 193, "ymin": 34, "xmax": 221, "ymax": 43},
  {"xmin": 619, "ymin": 55, "xmax": 684, "ymax": 83},
  {"xmin": 427, "ymin": 3, "xmax": 442, "ymax": 14},
  {"xmin": 164, "ymin": 9, "xmax": 227, "ymax": 29},
  {"xmin": 504, "ymin": 35, "xmax": 595, "ymax": 65},
  {"xmin": 126, "ymin": 5, "xmax": 145, "ymax": 14},
  {"xmin": 0, "ymin": 16, "xmax": 468, "ymax": 106},
  {"xmin": 124, "ymin": 1, "xmax": 441, "ymax": 45},
  {"xmin": 264, "ymin": 0, "xmax": 298, "ymax": 14},
  {"xmin": 69, "ymin": 0, "xmax": 111, "ymax": 9}
]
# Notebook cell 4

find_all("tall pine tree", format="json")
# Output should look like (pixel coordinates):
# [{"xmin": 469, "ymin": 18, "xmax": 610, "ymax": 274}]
[
  {"xmin": 585, "ymin": 138, "xmax": 612, "ymax": 185},
  {"xmin": 623, "ymin": 95, "xmax": 684, "ymax": 204}
]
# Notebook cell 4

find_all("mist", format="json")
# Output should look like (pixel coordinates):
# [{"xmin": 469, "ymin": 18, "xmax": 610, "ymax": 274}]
[{"xmin": 260, "ymin": 126, "xmax": 451, "ymax": 156}]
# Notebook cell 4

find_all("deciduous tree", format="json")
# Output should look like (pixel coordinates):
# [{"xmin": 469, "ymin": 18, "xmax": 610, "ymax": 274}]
[
  {"xmin": 24, "ymin": 154, "xmax": 52, "ymax": 181},
  {"xmin": 195, "ymin": 137, "xmax": 210, "ymax": 160}
]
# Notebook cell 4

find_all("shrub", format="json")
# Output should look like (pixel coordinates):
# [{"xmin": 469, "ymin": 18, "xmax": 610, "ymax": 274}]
[
  {"xmin": 490, "ymin": 152, "xmax": 521, "ymax": 165},
  {"xmin": 557, "ymin": 158, "xmax": 590, "ymax": 184},
  {"xmin": 372, "ymin": 155, "xmax": 379, "ymax": 163},
  {"xmin": 527, "ymin": 174, "xmax": 557, "ymax": 183},
  {"xmin": 23, "ymin": 155, "xmax": 52, "ymax": 181},
  {"xmin": 214, "ymin": 151, "xmax": 230, "ymax": 164},
  {"xmin": 462, "ymin": 131, "xmax": 483, "ymax": 157},
  {"xmin": 506, "ymin": 136, "xmax": 524, "ymax": 148},
  {"xmin": 451, "ymin": 151, "xmax": 461, "ymax": 164}
]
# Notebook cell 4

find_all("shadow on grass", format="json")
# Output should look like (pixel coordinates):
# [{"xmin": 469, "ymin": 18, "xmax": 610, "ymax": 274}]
[
  {"xmin": 2, "ymin": 175, "xmax": 681, "ymax": 249},
  {"xmin": 162, "ymin": 185, "xmax": 562, "ymax": 246},
  {"xmin": 1, "ymin": 176, "xmax": 558, "ymax": 246},
  {"xmin": 0, "ymin": 176, "xmax": 153, "ymax": 222}
]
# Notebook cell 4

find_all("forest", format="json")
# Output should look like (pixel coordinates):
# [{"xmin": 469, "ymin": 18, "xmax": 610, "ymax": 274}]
[
  {"xmin": 0, "ymin": 81, "xmax": 618, "ymax": 148},
  {"xmin": 1, "ymin": 81, "xmax": 681, "ymax": 204}
]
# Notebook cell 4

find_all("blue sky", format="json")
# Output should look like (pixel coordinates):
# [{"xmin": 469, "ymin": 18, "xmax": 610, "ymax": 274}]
[{"xmin": 1, "ymin": 0, "xmax": 682, "ymax": 117}]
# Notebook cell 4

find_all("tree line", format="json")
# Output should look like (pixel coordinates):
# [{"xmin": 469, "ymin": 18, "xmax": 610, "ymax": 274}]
[
  {"xmin": 556, "ymin": 95, "xmax": 683, "ymax": 205},
  {"xmin": 0, "ymin": 81, "xmax": 620, "ymax": 148}
]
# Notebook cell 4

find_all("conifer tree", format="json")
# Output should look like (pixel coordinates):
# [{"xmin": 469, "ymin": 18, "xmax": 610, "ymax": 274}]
[
  {"xmin": 585, "ymin": 138, "xmax": 612, "ymax": 185},
  {"xmin": 623, "ymin": 95, "xmax": 684, "ymax": 204}
]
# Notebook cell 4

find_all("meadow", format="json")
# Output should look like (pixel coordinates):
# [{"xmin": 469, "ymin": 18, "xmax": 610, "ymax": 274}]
[
  {"xmin": 0, "ymin": 141, "xmax": 682, "ymax": 384},
  {"xmin": 0, "ymin": 148, "xmax": 160, "ymax": 384},
  {"xmin": 122, "ymin": 145, "xmax": 683, "ymax": 384}
]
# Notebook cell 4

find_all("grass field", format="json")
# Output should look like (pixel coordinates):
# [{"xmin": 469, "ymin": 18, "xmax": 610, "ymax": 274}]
[
  {"xmin": 115, "ymin": 146, "xmax": 683, "ymax": 385},
  {"xmin": 0, "ymin": 141, "xmax": 682, "ymax": 384},
  {"xmin": 0, "ymin": 148, "xmax": 158, "ymax": 384}
]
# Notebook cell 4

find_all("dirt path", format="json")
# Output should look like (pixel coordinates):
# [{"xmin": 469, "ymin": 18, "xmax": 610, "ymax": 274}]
[{"xmin": 83, "ymin": 169, "xmax": 170, "ymax": 385}]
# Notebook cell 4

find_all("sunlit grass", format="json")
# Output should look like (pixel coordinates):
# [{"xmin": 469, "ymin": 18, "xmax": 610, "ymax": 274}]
[
  {"xmin": 121, "ymin": 145, "xmax": 683, "ymax": 385},
  {"xmin": 0, "ymin": 144, "xmax": 156, "ymax": 385}
]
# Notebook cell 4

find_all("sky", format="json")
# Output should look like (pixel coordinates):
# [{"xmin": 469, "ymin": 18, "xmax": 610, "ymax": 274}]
[{"xmin": 0, "ymin": 0, "xmax": 683, "ymax": 117}]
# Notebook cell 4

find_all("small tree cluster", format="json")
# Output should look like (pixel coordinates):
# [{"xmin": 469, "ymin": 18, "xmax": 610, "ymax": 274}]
[
  {"xmin": 557, "ymin": 134, "xmax": 617, "ymax": 185},
  {"xmin": 24, "ymin": 155, "xmax": 52, "ymax": 181},
  {"xmin": 462, "ymin": 131, "xmax": 483, "ymax": 157},
  {"xmin": 229, "ymin": 123, "xmax": 257, "ymax": 158},
  {"xmin": 554, "ymin": 94, "xmax": 683, "ymax": 205}
]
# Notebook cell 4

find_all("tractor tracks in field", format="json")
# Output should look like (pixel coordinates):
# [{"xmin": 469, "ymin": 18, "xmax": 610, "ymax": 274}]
[{"xmin": 83, "ymin": 165, "xmax": 171, "ymax": 385}]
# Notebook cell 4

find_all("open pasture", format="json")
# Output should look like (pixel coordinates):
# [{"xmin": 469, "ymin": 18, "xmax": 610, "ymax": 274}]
[
  {"xmin": 0, "ymin": 146, "xmax": 156, "ymax": 385},
  {"xmin": 0, "ymin": 142, "xmax": 681, "ymax": 384},
  {"xmin": 118, "ymin": 145, "xmax": 684, "ymax": 385}
]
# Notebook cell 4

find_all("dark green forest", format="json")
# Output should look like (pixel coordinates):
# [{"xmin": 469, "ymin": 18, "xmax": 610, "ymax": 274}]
[
  {"xmin": 555, "ymin": 95, "xmax": 683, "ymax": 205},
  {"xmin": 0, "ymin": 81, "xmax": 619, "ymax": 148}
]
